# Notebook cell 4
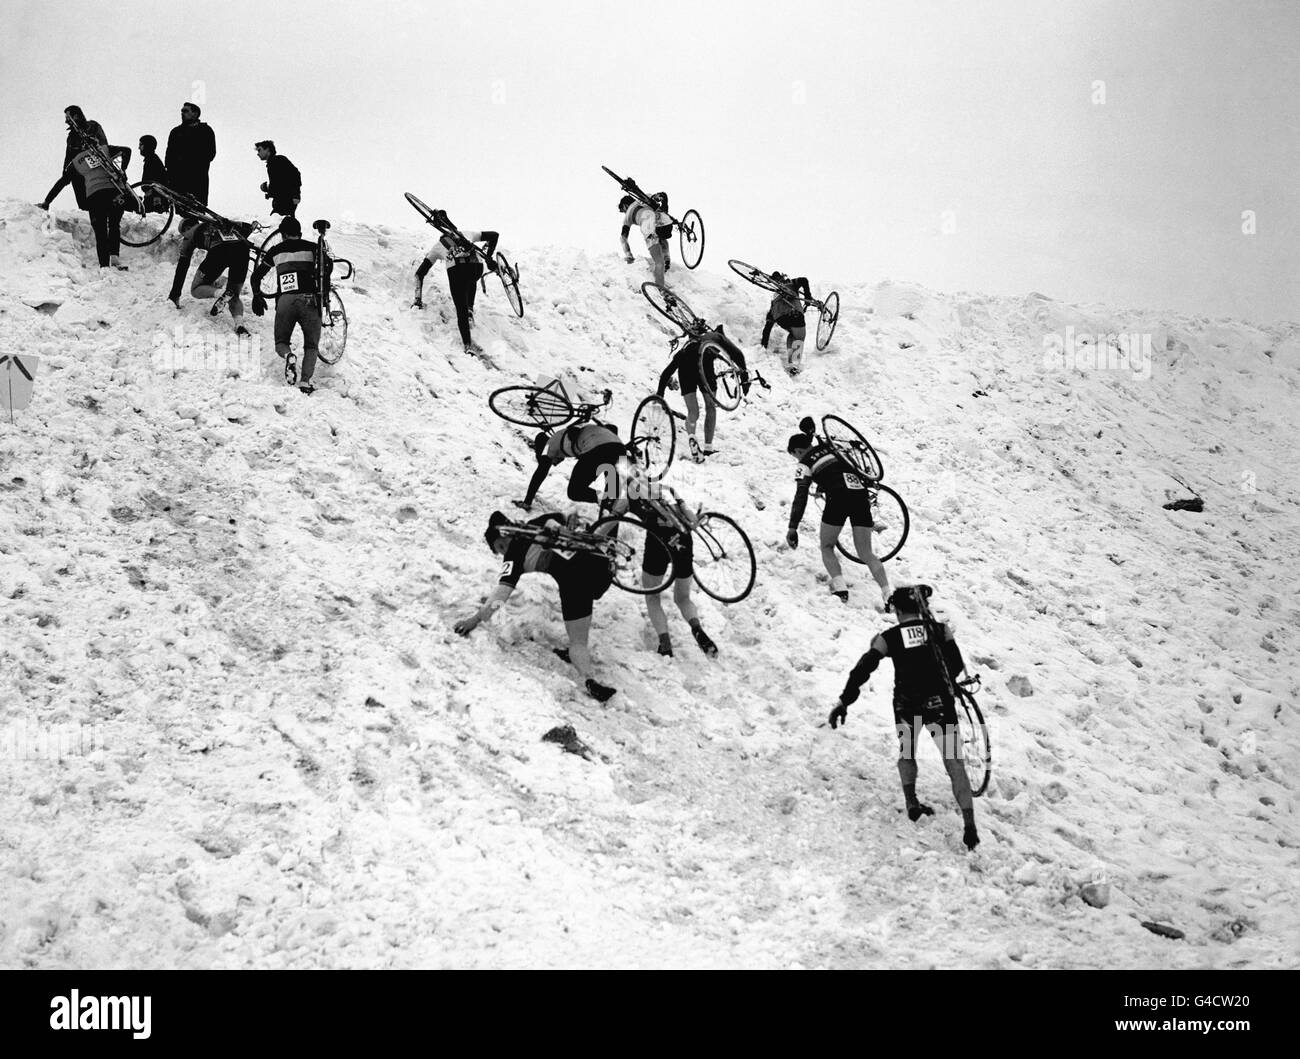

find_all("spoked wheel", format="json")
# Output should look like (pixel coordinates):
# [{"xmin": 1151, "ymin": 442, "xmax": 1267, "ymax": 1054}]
[
  {"xmin": 727, "ymin": 259, "xmax": 784, "ymax": 293},
  {"xmin": 831, "ymin": 482, "xmax": 910, "ymax": 565},
  {"xmin": 958, "ymin": 688, "xmax": 991, "ymax": 797},
  {"xmin": 822, "ymin": 414, "xmax": 883, "ymax": 481},
  {"xmin": 589, "ymin": 515, "xmax": 674, "ymax": 595},
  {"xmin": 816, "ymin": 291, "xmax": 840, "ymax": 350},
  {"xmin": 255, "ymin": 229, "xmax": 283, "ymax": 298},
  {"xmin": 404, "ymin": 191, "xmax": 435, "ymax": 222},
  {"xmin": 119, "ymin": 182, "xmax": 173, "ymax": 247},
  {"xmin": 690, "ymin": 512, "xmax": 756, "ymax": 604},
  {"xmin": 678, "ymin": 209, "xmax": 705, "ymax": 269},
  {"xmin": 497, "ymin": 252, "xmax": 524, "ymax": 317},
  {"xmin": 630, "ymin": 394, "xmax": 676, "ymax": 480},
  {"xmin": 316, "ymin": 289, "xmax": 348, "ymax": 365},
  {"xmin": 701, "ymin": 337, "xmax": 743, "ymax": 412},
  {"xmin": 487, "ymin": 385, "xmax": 575, "ymax": 428},
  {"xmin": 641, "ymin": 281, "xmax": 703, "ymax": 334}
]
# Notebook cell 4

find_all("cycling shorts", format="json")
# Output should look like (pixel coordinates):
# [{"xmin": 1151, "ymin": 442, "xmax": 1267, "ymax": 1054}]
[
  {"xmin": 641, "ymin": 525, "xmax": 693, "ymax": 580},
  {"xmin": 551, "ymin": 551, "xmax": 614, "ymax": 622},
  {"xmin": 820, "ymin": 487, "xmax": 873, "ymax": 529}
]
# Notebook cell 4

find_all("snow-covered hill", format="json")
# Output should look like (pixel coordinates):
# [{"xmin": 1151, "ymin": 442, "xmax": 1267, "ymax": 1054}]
[{"xmin": 0, "ymin": 199, "xmax": 1296, "ymax": 968}]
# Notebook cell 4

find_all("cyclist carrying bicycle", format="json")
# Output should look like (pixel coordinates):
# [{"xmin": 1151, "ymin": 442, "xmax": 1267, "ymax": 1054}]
[
  {"xmin": 519, "ymin": 422, "xmax": 626, "ymax": 511},
  {"xmin": 169, "ymin": 217, "xmax": 256, "ymax": 332},
  {"xmin": 606, "ymin": 481, "xmax": 718, "ymax": 659},
  {"xmin": 453, "ymin": 510, "xmax": 619, "ymax": 702},
  {"xmin": 656, "ymin": 325, "xmax": 750, "ymax": 461},
  {"xmin": 250, "ymin": 216, "xmax": 332, "ymax": 393},
  {"xmin": 760, "ymin": 272, "xmax": 813, "ymax": 376},
  {"xmin": 412, "ymin": 209, "xmax": 500, "ymax": 356},
  {"xmin": 826, "ymin": 583, "xmax": 980, "ymax": 851},
  {"xmin": 619, "ymin": 191, "xmax": 673, "ymax": 287},
  {"xmin": 785, "ymin": 417, "xmax": 892, "ymax": 606}
]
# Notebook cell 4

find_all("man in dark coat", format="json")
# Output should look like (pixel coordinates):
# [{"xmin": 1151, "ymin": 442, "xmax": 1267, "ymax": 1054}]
[
  {"xmin": 255, "ymin": 140, "xmax": 301, "ymax": 217},
  {"xmin": 164, "ymin": 102, "xmax": 216, "ymax": 204}
]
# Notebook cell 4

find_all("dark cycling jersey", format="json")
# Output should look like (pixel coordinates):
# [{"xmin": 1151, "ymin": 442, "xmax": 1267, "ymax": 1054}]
[
  {"xmin": 251, "ymin": 237, "xmax": 321, "ymax": 298},
  {"xmin": 545, "ymin": 423, "xmax": 622, "ymax": 461},
  {"xmin": 839, "ymin": 620, "xmax": 965, "ymax": 711},
  {"xmin": 631, "ymin": 499, "xmax": 693, "ymax": 579},
  {"xmin": 497, "ymin": 513, "xmax": 613, "ymax": 621},
  {"xmin": 789, "ymin": 442, "xmax": 873, "ymax": 529},
  {"xmin": 657, "ymin": 332, "xmax": 749, "ymax": 398}
]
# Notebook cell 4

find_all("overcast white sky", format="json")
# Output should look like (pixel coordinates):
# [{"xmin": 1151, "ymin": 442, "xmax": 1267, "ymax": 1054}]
[{"xmin": 2, "ymin": 0, "xmax": 1296, "ymax": 321}]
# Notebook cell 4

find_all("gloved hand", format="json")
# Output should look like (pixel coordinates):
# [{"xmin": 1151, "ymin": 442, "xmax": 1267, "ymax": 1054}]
[
  {"xmin": 260, "ymin": 181, "xmax": 268, "ymax": 193},
  {"xmin": 252, "ymin": 293, "xmax": 267, "ymax": 317},
  {"xmin": 624, "ymin": 252, "xmax": 635, "ymax": 264},
  {"xmin": 828, "ymin": 700, "xmax": 848, "ymax": 729},
  {"xmin": 484, "ymin": 255, "xmax": 499, "ymax": 274},
  {"xmin": 167, "ymin": 293, "xmax": 180, "ymax": 308},
  {"xmin": 453, "ymin": 614, "xmax": 479, "ymax": 636},
  {"xmin": 412, "ymin": 298, "xmax": 423, "ymax": 309},
  {"xmin": 512, "ymin": 499, "xmax": 532, "ymax": 512},
  {"xmin": 786, "ymin": 528, "xmax": 798, "ymax": 549},
  {"xmin": 34, "ymin": 202, "xmax": 49, "ymax": 211}
]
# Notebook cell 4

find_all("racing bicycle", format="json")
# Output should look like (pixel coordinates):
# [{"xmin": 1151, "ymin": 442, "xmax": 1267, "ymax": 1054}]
[
  {"xmin": 728, "ymin": 259, "xmax": 840, "ymax": 350},
  {"xmin": 405, "ymin": 191, "xmax": 523, "ymax": 317},
  {"xmin": 602, "ymin": 165, "xmax": 705, "ymax": 269}
]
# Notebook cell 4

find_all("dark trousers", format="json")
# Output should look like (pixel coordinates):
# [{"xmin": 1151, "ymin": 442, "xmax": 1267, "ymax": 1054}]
[
  {"xmin": 274, "ymin": 293, "xmax": 322, "ymax": 383},
  {"xmin": 447, "ymin": 261, "xmax": 483, "ymax": 344},
  {"xmin": 87, "ymin": 190, "xmax": 123, "ymax": 267},
  {"xmin": 569, "ymin": 442, "xmax": 627, "ymax": 503}
]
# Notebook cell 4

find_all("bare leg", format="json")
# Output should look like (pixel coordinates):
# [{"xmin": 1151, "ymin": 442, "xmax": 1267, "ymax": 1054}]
[
  {"xmin": 818, "ymin": 519, "xmax": 845, "ymax": 582},
  {"xmin": 672, "ymin": 578, "xmax": 699, "ymax": 624},
  {"xmin": 564, "ymin": 616, "xmax": 595, "ymax": 682},
  {"xmin": 702, "ymin": 390, "xmax": 717, "ymax": 445},
  {"xmin": 849, "ymin": 524, "xmax": 891, "ymax": 601},
  {"xmin": 644, "ymin": 571, "xmax": 669, "ymax": 636},
  {"xmin": 682, "ymin": 391, "xmax": 700, "ymax": 440},
  {"xmin": 650, "ymin": 243, "xmax": 667, "ymax": 288}
]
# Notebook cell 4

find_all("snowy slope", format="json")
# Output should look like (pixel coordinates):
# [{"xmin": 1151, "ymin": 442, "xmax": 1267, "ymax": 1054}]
[{"xmin": 0, "ymin": 198, "xmax": 1296, "ymax": 969}]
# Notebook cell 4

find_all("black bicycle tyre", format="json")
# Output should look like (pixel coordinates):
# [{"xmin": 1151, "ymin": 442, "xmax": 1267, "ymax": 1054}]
[
  {"xmin": 589, "ymin": 515, "xmax": 675, "ymax": 596},
  {"xmin": 497, "ymin": 252, "xmax": 524, "ymax": 317},
  {"xmin": 630, "ymin": 394, "xmax": 676, "ymax": 480},
  {"xmin": 679, "ymin": 209, "xmax": 705, "ymax": 269},
  {"xmin": 830, "ymin": 482, "xmax": 910, "ymax": 565},
  {"xmin": 119, "ymin": 182, "xmax": 173, "ymax": 247},
  {"xmin": 487, "ymin": 385, "xmax": 575, "ymax": 429},
  {"xmin": 816, "ymin": 291, "xmax": 840, "ymax": 350},
  {"xmin": 316, "ymin": 289, "xmax": 347, "ymax": 365},
  {"xmin": 701, "ymin": 339, "xmax": 743, "ymax": 412},
  {"xmin": 641, "ymin": 282, "xmax": 703, "ymax": 334},
  {"xmin": 822, "ymin": 413, "xmax": 884, "ymax": 481},
  {"xmin": 405, "ymin": 191, "xmax": 435, "ymax": 222},
  {"xmin": 959, "ymin": 690, "xmax": 991, "ymax": 797},
  {"xmin": 727, "ymin": 259, "xmax": 784, "ymax": 293},
  {"xmin": 690, "ymin": 512, "xmax": 757, "ymax": 604}
]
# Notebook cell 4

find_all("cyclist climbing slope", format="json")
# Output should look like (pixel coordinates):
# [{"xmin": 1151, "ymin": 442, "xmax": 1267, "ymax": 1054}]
[
  {"xmin": 827, "ymin": 584, "xmax": 980, "ymax": 851},
  {"xmin": 250, "ymin": 216, "xmax": 331, "ymax": 392},
  {"xmin": 786, "ymin": 417, "xmax": 891, "ymax": 605},
  {"xmin": 169, "ymin": 217, "xmax": 255, "ymax": 332},
  {"xmin": 760, "ymin": 271, "xmax": 813, "ymax": 376},
  {"xmin": 519, "ymin": 422, "xmax": 627, "ymax": 510},
  {"xmin": 412, "ymin": 209, "xmax": 500, "ymax": 355},
  {"xmin": 619, "ymin": 190, "xmax": 673, "ymax": 287},
  {"xmin": 454, "ymin": 511, "xmax": 619, "ymax": 702},
  {"xmin": 656, "ymin": 326, "xmax": 750, "ymax": 461}
]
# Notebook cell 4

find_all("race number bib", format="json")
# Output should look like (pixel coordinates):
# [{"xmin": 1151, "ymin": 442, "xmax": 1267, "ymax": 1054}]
[
  {"xmin": 279, "ymin": 272, "xmax": 300, "ymax": 293},
  {"xmin": 901, "ymin": 624, "xmax": 929, "ymax": 649},
  {"xmin": 498, "ymin": 560, "xmax": 515, "ymax": 580},
  {"xmin": 795, "ymin": 464, "xmax": 810, "ymax": 481},
  {"xmin": 843, "ymin": 472, "xmax": 865, "ymax": 490}
]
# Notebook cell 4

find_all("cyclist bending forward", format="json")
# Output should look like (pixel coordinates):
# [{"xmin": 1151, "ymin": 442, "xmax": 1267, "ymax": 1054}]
[
  {"xmin": 454, "ymin": 511, "xmax": 619, "ymax": 702},
  {"xmin": 760, "ymin": 272, "xmax": 812, "ymax": 376},
  {"xmin": 786, "ymin": 419, "xmax": 891, "ymax": 605},
  {"xmin": 520, "ymin": 422, "xmax": 626, "ymax": 510},
  {"xmin": 657, "ymin": 326, "xmax": 749, "ymax": 461},
  {"xmin": 608, "ymin": 482, "xmax": 717, "ymax": 658},
  {"xmin": 413, "ymin": 209, "xmax": 500, "ymax": 355},
  {"xmin": 619, "ymin": 191, "xmax": 673, "ymax": 287},
  {"xmin": 827, "ymin": 584, "xmax": 980, "ymax": 851}
]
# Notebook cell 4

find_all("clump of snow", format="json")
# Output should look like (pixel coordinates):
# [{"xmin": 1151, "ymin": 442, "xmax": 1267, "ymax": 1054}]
[{"xmin": 0, "ymin": 198, "xmax": 1296, "ymax": 968}]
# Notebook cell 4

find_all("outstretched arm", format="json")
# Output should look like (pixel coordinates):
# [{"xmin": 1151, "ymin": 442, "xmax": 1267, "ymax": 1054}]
[
  {"xmin": 656, "ymin": 356, "xmax": 678, "ymax": 396},
  {"xmin": 454, "ymin": 583, "xmax": 514, "ymax": 635},
  {"xmin": 521, "ymin": 457, "xmax": 555, "ymax": 508},
  {"xmin": 760, "ymin": 311, "xmax": 775, "ymax": 348},
  {"xmin": 786, "ymin": 475, "xmax": 811, "ymax": 545},
  {"xmin": 413, "ymin": 257, "xmax": 432, "ymax": 305}
]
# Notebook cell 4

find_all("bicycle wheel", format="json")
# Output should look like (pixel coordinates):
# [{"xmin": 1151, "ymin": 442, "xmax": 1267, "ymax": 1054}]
[
  {"xmin": 641, "ymin": 282, "xmax": 703, "ymax": 334},
  {"xmin": 727, "ymin": 259, "xmax": 784, "ymax": 293},
  {"xmin": 404, "ymin": 191, "xmax": 435, "ymax": 222},
  {"xmin": 691, "ymin": 512, "xmax": 756, "ymax": 604},
  {"xmin": 816, "ymin": 291, "xmax": 840, "ymax": 350},
  {"xmin": 678, "ymin": 209, "xmax": 705, "ymax": 269},
  {"xmin": 701, "ymin": 338, "xmax": 743, "ymax": 412},
  {"xmin": 255, "ymin": 229, "xmax": 282, "ymax": 298},
  {"xmin": 958, "ymin": 690, "xmax": 991, "ymax": 796},
  {"xmin": 316, "ymin": 289, "xmax": 348, "ymax": 365},
  {"xmin": 487, "ymin": 385, "xmax": 575, "ymax": 429},
  {"xmin": 119, "ymin": 182, "xmax": 173, "ymax": 247},
  {"xmin": 630, "ymin": 394, "xmax": 676, "ymax": 480},
  {"xmin": 833, "ymin": 482, "xmax": 910, "ymax": 565},
  {"xmin": 588, "ymin": 515, "xmax": 674, "ymax": 595},
  {"xmin": 822, "ymin": 414, "xmax": 883, "ymax": 481},
  {"xmin": 497, "ymin": 252, "xmax": 524, "ymax": 317}
]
